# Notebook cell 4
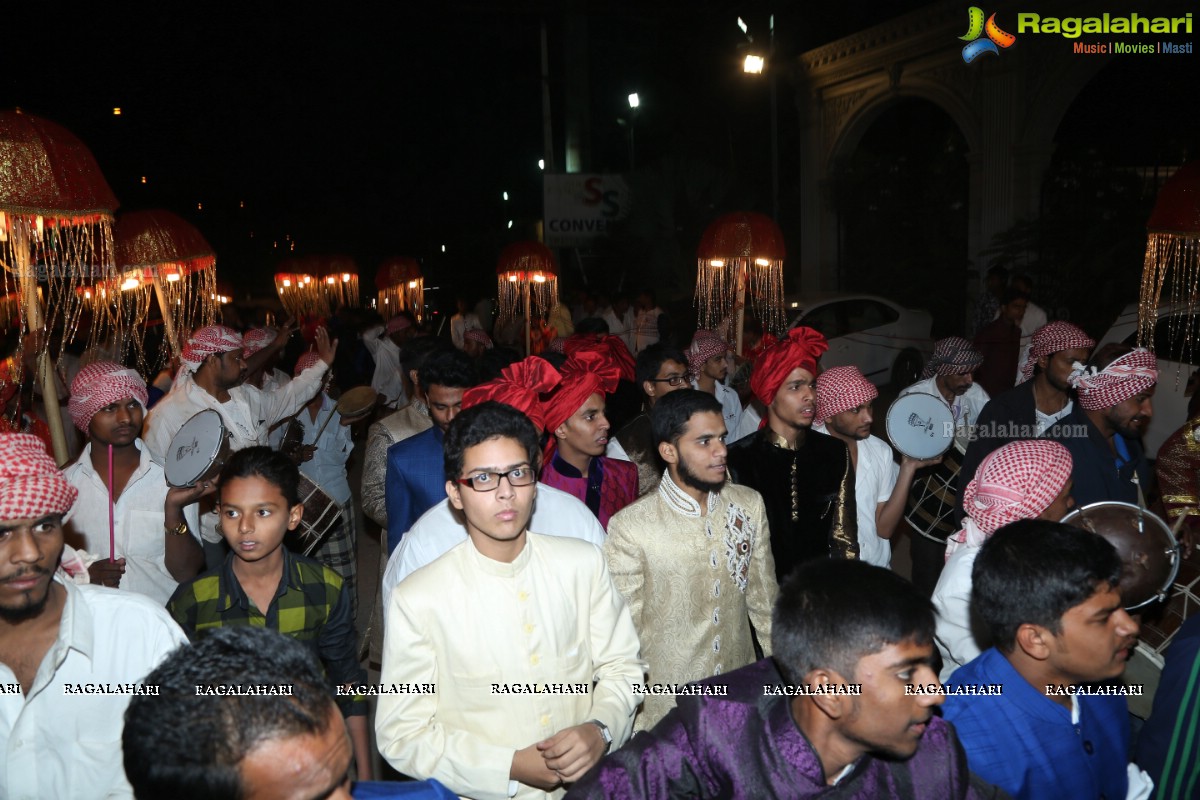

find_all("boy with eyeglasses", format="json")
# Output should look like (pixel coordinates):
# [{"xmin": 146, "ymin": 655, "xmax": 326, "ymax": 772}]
[
  {"xmin": 607, "ymin": 343, "xmax": 690, "ymax": 497},
  {"xmin": 376, "ymin": 401, "xmax": 644, "ymax": 799}
]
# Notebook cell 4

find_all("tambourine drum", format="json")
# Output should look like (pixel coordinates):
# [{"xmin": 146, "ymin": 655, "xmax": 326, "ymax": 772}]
[
  {"xmin": 285, "ymin": 474, "xmax": 343, "ymax": 557},
  {"xmin": 164, "ymin": 410, "xmax": 232, "ymax": 488},
  {"xmin": 336, "ymin": 386, "xmax": 378, "ymax": 421},
  {"xmin": 890, "ymin": 394, "xmax": 960, "ymax": 543},
  {"xmin": 1061, "ymin": 501, "xmax": 1181, "ymax": 612}
]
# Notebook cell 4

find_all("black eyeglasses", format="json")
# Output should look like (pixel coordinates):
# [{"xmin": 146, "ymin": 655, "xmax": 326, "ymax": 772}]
[
  {"xmin": 455, "ymin": 466, "xmax": 537, "ymax": 492},
  {"xmin": 651, "ymin": 373, "xmax": 693, "ymax": 387}
]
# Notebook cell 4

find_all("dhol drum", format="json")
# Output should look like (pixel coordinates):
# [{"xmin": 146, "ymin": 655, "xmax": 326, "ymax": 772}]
[
  {"xmin": 164, "ymin": 410, "xmax": 232, "ymax": 488},
  {"xmin": 1061, "ymin": 502, "xmax": 1181, "ymax": 611},
  {"xmin": 1125, "ymin": 545, "xmax": 1200, "ymax": 717},
  {"xmin": 888, "ymin": 393, "xmax": 961, "ymax": 543},
  {"xmin": 335, "ymin": 386, "xmax": 378, "ymax": 423},
  {"xmin": 285, "ymin": 474, "xmax": 343, "ymax": 557}
]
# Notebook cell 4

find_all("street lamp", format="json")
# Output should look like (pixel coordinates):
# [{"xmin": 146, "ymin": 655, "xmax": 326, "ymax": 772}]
[
  {"xmin": 742, "ymin": 54, "xmax": 765, "ymax": 74},
  {"xmin": 740, "ymin": 15, "xmax": 778, "ymax": 221},
  {"xmin": 627, "ymin": 93, "xmax": 640, "ymax": 170}
]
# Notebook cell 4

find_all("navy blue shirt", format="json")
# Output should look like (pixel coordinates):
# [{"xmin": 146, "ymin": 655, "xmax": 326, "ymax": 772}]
[{"xmin": 1044, "ymin": 404, "xmax": 1152, "ymax": 508}]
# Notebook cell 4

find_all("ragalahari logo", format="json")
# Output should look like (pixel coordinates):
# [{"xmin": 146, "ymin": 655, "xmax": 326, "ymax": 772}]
[{"xmin": 960, "ymin": 7, "xmax": 1016, "ymax": 63}]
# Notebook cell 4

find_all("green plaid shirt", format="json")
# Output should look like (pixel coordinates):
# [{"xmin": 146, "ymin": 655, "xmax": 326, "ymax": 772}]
[{"xmin": 167, "ymin": 548, "xmax": 367, "ymax": 716}]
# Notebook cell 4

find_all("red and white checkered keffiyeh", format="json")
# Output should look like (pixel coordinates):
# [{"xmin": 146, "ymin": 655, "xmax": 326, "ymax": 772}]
[
  {"xmin": 242, "ymin": 327, "xmax": 278, "ymax": 358},
  {"xmin": 292, "ymin": 351, "xmax": 324, "ymax": 378},
  {"xmin": 1019, "ymin": 321, "xmax": 1095, "ymax": 383},
  {"xmin": 0, "ymin": 433, "xmax": 77, "ymax": 519},
  {"xmin": 686, "ymin": 330, "xmax": 731, "ymax": 375},
  {"xmin": 1068, "ymin": 348, "xmax": 1158, "ymax": 411},
  {"xmin": 181, "ymin": 325, "xmax": 244, "ymax": 374},
  {"xmin": 921, "ymin": 336, "xmax": 984, "ymax": 379},
  {"xmin": 946, "ymin": 439, "xmax": 1072, "ymax": 558},
  {"xmin": 548, "ymin": 336, "xmax": 568, "ymax": 354},
  {"xmin": 815, "ymin": 365, "xmax": 879, "ymax": 422},
  {"xmin": 68, "ymin": 362, "xmax": 148, "ymax": 432},
  {"xmin": 464, "ymin": 328, "xmax": 494, "ymax": 350}
]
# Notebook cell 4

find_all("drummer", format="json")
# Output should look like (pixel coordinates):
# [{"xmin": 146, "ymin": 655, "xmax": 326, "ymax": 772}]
[
  {"xmin": 61, "ymin": 361, "xmax": 208, "ymax": 604},
  {"xmin": 898, "ymin": 336, "xmax": 989, "ymax": 595},
  {"xmin": 931, "ymin": 439, "xmax": 1074, "ymax": 680},
  {"xmin": 813, "ymin": 366, "xmax": 939, "ymax": 569},
  {"xmin": 269, "ymin": 352, "xmax": 356, "ymax": 617},
  {"xmin": 143, "ymin": 324, "xmax": 338, "ymax": 567}
]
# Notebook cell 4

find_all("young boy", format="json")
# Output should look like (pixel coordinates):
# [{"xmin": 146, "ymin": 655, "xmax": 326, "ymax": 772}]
[{"xmin": 167, "ymin": 446, "xmax": 371, "ymax": 780}]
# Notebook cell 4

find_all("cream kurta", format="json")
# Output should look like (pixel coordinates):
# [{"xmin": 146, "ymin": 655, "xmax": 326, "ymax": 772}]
[
  {"xmin": 604, "ymin": 473, "xmax": 778, "ymax": 730},
  {"xmin": 376, "ymin": 533, "xmax": 644, "ymax": 800}
]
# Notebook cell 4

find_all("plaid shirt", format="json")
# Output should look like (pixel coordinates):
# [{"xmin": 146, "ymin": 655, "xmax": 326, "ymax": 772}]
[{"xmin": 167, "ymin": 548, "xmax": 367, "ymax": 716}]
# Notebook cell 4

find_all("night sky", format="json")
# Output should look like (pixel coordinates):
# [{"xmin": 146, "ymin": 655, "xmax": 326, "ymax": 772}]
[{"xmin": 2, "ymin": 1, "xmax": 931, "ymax": 301}]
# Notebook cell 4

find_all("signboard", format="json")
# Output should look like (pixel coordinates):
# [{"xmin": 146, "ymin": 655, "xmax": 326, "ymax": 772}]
[{"xmin": 543, "ymin": 174, "xmax": 630, "ymax": 247}]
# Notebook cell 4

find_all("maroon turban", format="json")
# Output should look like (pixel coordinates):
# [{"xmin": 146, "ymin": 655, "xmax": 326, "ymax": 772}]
[{"xmin": 750, "ymin": 327, "xmax": 828, "ymax": 407}]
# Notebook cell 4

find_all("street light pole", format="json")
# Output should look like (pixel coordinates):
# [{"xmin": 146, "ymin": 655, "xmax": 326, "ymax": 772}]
[{"xmin": 769, "ymin": 14, "xmax": 779, "ymax": 221}]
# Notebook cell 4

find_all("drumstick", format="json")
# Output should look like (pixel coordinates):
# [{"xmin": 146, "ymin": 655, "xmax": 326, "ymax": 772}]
[{"xmin": 107, "ymin": 443, "xmax": 116, "ymax": 563}]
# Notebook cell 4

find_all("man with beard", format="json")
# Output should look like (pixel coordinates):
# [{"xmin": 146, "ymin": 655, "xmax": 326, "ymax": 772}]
[
  {"xmin": 607, "ymin": 343, "xmax": 690, "ymax": 497},
  {"xmin": 568, "ymin": 561, "xmax": 1005, "ymax": 800},
  {"xmin": 0, "ymin": 433, "xmax": 187, "ymax": 798},
  {"xmin": 900, "ymin": 337, "xmax": 990, "ymax": 437},
  {"xmin": 726, "ymin": 327, "xmax": 858, "ymax": 579},
  {"xmin": 943, "ymin": 520, "xmax": 1150, "ymax": 800},
  {"xmin": 62, "ymin": 362, "xmax": 206, "ymax": 603},
  {"xmin": 539, "ymin": 347, "xmax": 638, "ymax": 530},
  {"xmin": 954, "ymin": 322, "xmax": 1094, "ymax": 524},
  {"xmin": 144, "ymin": 324, "xmax": 337, "ymax": 565},
  {"xmin": 1044, "ymin": 344, "xmax": 1156, "ymax": 507},
  {"xmin": 814, "ymin": 367, "xmax": 936, "ymax": 569},
  {"xmin": 605, "ymin": 389, "xmax": 778, "ymax": 730}
]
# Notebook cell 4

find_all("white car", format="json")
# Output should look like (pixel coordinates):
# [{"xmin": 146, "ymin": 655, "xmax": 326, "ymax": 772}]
[
  {"xmin": 786, "ymin": 293, "xmax": 934, "ymax": 387},
  {"xmin": 1097, "ymin": 301, "xmax": 1198, "ymax": 458}
]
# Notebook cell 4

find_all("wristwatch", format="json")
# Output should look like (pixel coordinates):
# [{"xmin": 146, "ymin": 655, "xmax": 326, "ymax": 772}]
[
  {"xmin": 588, "ymin": 719, "xmax": 612, "ymax": 754},
  {"xmin": 166, "ymin": 520, "xmax": 189, "ymax": 537}
]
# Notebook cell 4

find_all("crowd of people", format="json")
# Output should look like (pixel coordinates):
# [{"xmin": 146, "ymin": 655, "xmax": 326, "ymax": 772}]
[{"xmin": 0, "ymin": 276, "xmax": 1197, "ymax": 800}]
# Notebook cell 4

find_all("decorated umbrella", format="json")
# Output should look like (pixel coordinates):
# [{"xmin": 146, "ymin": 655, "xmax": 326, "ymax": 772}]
[
  {"xmin": 496, "ymin": 241, "xmax": 558, "ymax": 356},
  {"xmin": 112, "ymin": 209, "xmax": 217, "ymax": 369},
  {"xmin": 1139, "ymin": 162, "xmax": 1200, "ymax": 370},
  {"xmin": 0, "ymin": 109, "xmax": 120, "ymax": 465},
  {"xmin": 376, "ymin": 257, "xmax": 424, "ymax": 321},
  {"xmin": 317, "ymin": 254, "xmax": 360, "ymax": 311},
  {"xmin": 275, "ymin": 257, "xmax": 325, "ymax": 319},
  {"xmin": 695, "ymin": 211, "xmax": 787, "ymax": 354}
]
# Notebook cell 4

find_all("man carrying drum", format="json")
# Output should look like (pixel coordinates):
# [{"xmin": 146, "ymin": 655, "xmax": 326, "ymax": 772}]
[
  {"xmin": 143, "ymin": 324, "xmax": 338, "ymax": 567},
  {"xmin": 898, "ymin": 336, "xmax": 989, "ymax": 595},
  {"xmin": 814, "ymin": 366, "xmax": 939, "ymax": 570}
]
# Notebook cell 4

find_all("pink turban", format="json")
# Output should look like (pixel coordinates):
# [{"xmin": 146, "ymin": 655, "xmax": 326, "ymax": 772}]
[
  {"xmin": 181, "ymin": 325, "xmax": 244, "ymax": 374},
  {"xmin": 946, "ymin": 439, "xmax": 1073, "ymax": 557},
  {"xmin": 751, "ymin": 327, "xmax": 828, "ymax": 407},
  {"xmin": 1020, "ymin": 322, "xmax": 1095, "ymax": 383},
  {"xmin": 68, "ymin": 362, "xmax": 149, "ymax": 432},
  {"xmin": 462, "ymin": 357, "xmax": 561, "ymax": 433},
  {"xmin": 1069, "ymin": 349, "xmax": 1158, "ymax": 411},
  {"xmin": 815, "ymin": 366, "xmax": 878, "ymax": 422},
  {"xmin": 0, "ymin": 433, "xmax": 77, "ymax": 519}
]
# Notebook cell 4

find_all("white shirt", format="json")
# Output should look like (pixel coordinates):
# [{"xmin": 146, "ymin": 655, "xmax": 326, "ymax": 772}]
[
  {"xmin": 382, "ymin": 483, "xmax": 606, "ymax": 603},
  {"xmin": 62, "ymin": 440, "xmax": 201, "ymax": 605},
  {"xmin": 450, "ymin": 313, "xmax": 482, "ymax": 350},
  {"xmin": 142, "ymin": 362, "xmax": 329, "ymax": 542},
  {"xmin": 730, "ymin": 404, "xmax": 761, "ymax": 444},
  {"xmin": 692, "ymin": 379, "xmax": 742, "ymax": 439},
  {"xmin": 933, "ymin": 545, "xmax": 981, "ymax": 682},
  {"xmin": 0, "ymin": 578, "xmax": 187, "ymax": 800},
  {"xmin": 259, "ymin": 367, "xmax": 291, "ymax": 394},
  {"xmin": 600, "ymin": 308, "xmax": 636, "ymax": 353},
  {"xmin": 268, "ymin": 393, "xmax": 353, "ymax": 504},
  {"xmin": 813, "ymin": 428, "xmax": 899, "ymax": 569},
  {"xmin": 362, "ymin": 326, "xmax": 406, "ymax": 409},
  {"xmin": 375, "ymin": 534, "xmax": 644, "ymax": 800},
  {"xmin": 633, "ymin": 308, "xmax": 662, "ymax": 353},
  {"xmin": 900, "ymin": 376, "xmax": 990, "ymax": 437}
]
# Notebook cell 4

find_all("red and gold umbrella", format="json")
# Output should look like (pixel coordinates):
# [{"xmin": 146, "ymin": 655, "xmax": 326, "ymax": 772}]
[
  {"xmin": 1140, "ymin": 162, "xmax": 1200, "ymax": 368},
  {"xmin": 317, "ymin": 254, "xmax": 360, "ymax": 312},
  {"xmin": 497, "ymin": 241, "xmax": 558, "ymax": 355},
  {"xmin": 0, "ymin": 109, "xmax": 119, "ymax": 464},
  {"xmin": 695, "ymin": 211, "xmax": 786, "ymax": 353},
  {"xmin": 275, "ymin": 257, "xmax": 324, "ymax": 318},
  {"xmin": 376, "ymin": 257, "xmax": 424, "ymax": 322}
]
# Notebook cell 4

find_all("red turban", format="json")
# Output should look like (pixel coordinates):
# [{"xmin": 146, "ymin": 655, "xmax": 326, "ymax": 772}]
[
  {"xmin": 750, "ymin": 327, "xmax": 828, "ymax": 407},
  {"xmin": 542, "ymin": 348, "xmax": 623, "ymax": 433},
  {"xmin": 563, "ymin": 334, "xmax": 635, "ymax": 382},
  {"xmin": 461, "ymin": 357, "xmax": 561, "ymax": 433},
  {"xmin": 0, "ymin": 433, "xmax": 77, "ymax": 519},
  {"xmin": 68, "ymin": 362, "xmax": 149, "ymax": 432}
]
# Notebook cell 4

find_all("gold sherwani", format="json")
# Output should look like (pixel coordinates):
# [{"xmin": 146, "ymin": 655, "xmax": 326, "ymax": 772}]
[
  {"xmin": 604, "ymin": 472, "xmax": 778, "ymax": 729},
  {"xmin": 361, "ymin": 399, "xmax": 431, "ymax": 527}
]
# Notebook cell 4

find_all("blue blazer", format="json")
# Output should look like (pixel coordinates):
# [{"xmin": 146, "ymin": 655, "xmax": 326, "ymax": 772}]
[{"xmin": 385, "ymin": 426, "xmax": 447, "ymax": 554}]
